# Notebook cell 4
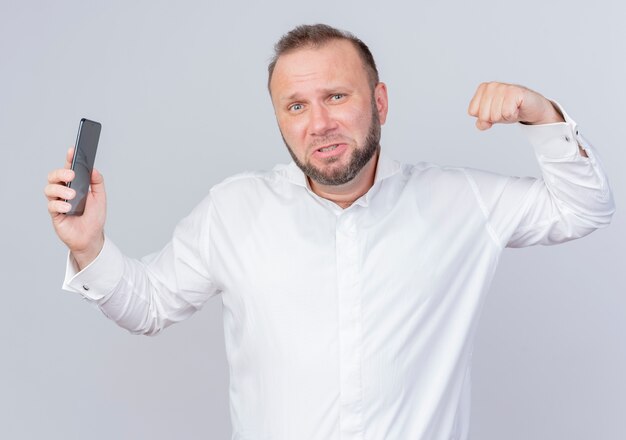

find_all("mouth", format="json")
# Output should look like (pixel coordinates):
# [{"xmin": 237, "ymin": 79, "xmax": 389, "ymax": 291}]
[
  {"xmin": 317, "ymin": 144, "xmax": 340, "ymax": 152},
  {"xmin": 313, "ymin": 142, "xmax": 348, "ymax": 159}
]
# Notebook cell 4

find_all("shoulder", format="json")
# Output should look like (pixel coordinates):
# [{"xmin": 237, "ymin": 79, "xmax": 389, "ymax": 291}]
[
  {"xmin": 206, "ymin": 163, "xmax": 298, "ymax": 207},
  {"xmin": 210, "ymin": 164, "xmax": 288, "ymax": 191},
  {"xmin": 399, "ymin": 158, "xmax": 514, "ymax": 185},
  {"xmin": 392, "ymin": 159, "xmax": 523, "ymax": 210},
  {"xmin": 401, "ymin": 160, "xmax": 475, "ymax": 187}
]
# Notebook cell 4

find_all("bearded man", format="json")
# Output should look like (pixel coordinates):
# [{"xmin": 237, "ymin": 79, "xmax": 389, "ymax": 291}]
[{"xmin": 45, "ymin": 24, "xmax": 614, "ymax": 439}]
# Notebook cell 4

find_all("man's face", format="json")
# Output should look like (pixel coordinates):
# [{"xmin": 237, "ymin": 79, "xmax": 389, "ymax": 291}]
[{"xmin": 269, "ymin": 39, "xmax": 388, "ymax": 186}]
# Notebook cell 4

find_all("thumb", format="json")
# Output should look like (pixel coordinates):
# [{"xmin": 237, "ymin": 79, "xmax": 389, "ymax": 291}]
[{"xmin": 90, "ymin": 168, "xmax": 105, "ymax": 194}]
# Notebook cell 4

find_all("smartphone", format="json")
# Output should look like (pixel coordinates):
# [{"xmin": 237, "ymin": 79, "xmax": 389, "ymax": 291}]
[{"xmin": 66, "ymin": 118, "xmax": 101, "ymax": 215}]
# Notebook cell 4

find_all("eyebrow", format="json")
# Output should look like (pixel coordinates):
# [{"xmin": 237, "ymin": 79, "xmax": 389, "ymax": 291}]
[
  {"xmin": 279, "ymin": 93, "xmax": 302, "ymax": 102},
  {"xmin": 279, "ymin": 87, "xmax": 349, "ymax": 102}
]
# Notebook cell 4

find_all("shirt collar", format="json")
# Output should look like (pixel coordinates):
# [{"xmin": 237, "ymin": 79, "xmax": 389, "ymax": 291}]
[{"xmin": 372, "ymin": 151, "xmax": 401, "ymax": 183}]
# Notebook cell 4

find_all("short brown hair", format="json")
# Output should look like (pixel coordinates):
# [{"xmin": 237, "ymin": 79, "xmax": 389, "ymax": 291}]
[{"xmin": 267, "ymin": 24, "xmax": 380, "ymax": 92}]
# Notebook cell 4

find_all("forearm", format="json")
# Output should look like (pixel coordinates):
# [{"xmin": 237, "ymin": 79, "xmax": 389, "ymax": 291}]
[
  {"xmin": 509, "ymin": 116, "xmax": 614, "ymax": 246},
  {"xmin": 63, "ymin": 236, "xmax": 218, "ymax": 335},
  {"xmin": 64, "ymin": 238, "xmax": 164, "ymax": 335}
]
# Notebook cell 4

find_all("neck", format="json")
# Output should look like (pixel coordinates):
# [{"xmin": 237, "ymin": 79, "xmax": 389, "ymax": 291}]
[{"xmin": 309, "ymin": 150, "xmax": 379, "ymax": 209}]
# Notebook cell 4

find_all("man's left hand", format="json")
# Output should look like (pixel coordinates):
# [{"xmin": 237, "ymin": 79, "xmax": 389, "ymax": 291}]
[{"xmin": 468, "ymin": 82, "xmax": 565, "ymax": 130}]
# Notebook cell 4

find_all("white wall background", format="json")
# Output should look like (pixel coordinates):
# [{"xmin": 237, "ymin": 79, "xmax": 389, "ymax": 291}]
[{"xmin": 1, "ymin": 0, "xmax": 624, "ymax": 438}]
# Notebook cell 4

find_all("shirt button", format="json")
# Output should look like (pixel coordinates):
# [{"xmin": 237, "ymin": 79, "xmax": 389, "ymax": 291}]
[
  {"xmin": 82, "ymin": 285, "xmax": 90, "ymax": 291},
  {"xmin": 564, "ymin": 135, "xmax": 571, "ymax": 142}
]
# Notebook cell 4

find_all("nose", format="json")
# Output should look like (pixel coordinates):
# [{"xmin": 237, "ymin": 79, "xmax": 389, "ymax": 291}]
[{"xmin": 308, "ymin": 103, "xmax": 337, "ymax": 136}]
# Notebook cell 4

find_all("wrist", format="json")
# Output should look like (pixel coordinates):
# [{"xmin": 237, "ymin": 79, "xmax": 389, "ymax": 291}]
[
  {"xmin": 71, "ymin": 235, "xmax": 104, "ymax": 271},
  {"xmin": 521, "ymin": 99, "xmax": 566, "ymax": 125}
]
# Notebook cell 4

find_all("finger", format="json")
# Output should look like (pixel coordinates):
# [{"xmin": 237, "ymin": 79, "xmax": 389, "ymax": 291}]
[
  {"xmin": 48, "ymin": 199, "xmax": 72, "ymax": 215},
  {"xmin": 489, "ymin": 92, "xmax": 506, "ymax": 124},
  {"xmin": 475, "ymin": 119, "xmax": 493, "ymax": 131},
  {"xmin": 468, "ymin": 83, "xmax": 486, "ymax": 117},
  {"xmin": 478, "ymin": 83, "xmax": 496, "ymax": 123},
  {"xmin": 44, "ymin": 183, "xmax": 76, "ymax": 202},
  {"xmin": 65, "ymin": 146, "xmax": 75, "ymax": 169},
  {"xmin": 500, "ymin": 94, "xmax": 521, "ymax": 122},
  {"xmin": 47, "ymin": 168, "xmax": 75, "ymax": 185}
]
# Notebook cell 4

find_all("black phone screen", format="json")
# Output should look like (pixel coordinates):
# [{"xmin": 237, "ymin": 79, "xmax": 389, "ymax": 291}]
[{"xmin": 67, "ymin": 118, "xmax": 101, "ymax": 215}]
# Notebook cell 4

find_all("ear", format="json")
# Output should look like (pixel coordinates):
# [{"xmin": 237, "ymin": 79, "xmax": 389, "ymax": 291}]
[{"xmin": 374, "ymin": 82, "xmax": 389, "ymax": 125}]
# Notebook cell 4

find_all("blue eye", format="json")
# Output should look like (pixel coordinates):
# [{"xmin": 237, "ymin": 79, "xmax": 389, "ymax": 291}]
[
  {"xmin": 331, "ymin": 94, "xmax": 344, "ymax": 101},
  {"xmin": 289, "ymin": 103, "xmax": 303, "ymax": 112}
]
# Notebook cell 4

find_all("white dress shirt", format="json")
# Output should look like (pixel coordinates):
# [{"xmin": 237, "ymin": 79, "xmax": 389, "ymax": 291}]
[{"xmin": 63, "ymin": 110, "xmax": 614, "ymax": 439}]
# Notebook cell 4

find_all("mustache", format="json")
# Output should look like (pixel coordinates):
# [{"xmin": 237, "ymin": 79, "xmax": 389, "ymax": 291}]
[{"xmin": 308, "ymin": 134, "xmax": 351, "ymax": 150}]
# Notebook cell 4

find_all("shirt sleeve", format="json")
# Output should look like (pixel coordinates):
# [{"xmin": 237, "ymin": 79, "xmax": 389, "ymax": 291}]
[
  {"xmin": 62, "ymin": 193, "xmax": 221, "ymax": 335},
  {"xmin": 463, "ymin": 102, "xmax": 615, "ymax": 248}
]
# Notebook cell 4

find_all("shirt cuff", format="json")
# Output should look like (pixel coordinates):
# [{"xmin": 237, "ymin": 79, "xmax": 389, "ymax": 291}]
[
  {"xmin": 519, "ymin": 100, "xmax": 589, "ymax": 159},
  {"xmin": 62, "ymin": 236, "xmax": 124, "ymax": 301}
]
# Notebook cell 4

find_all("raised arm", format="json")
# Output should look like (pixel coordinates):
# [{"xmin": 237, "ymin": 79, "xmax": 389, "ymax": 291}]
[
  {"xmin": 46, "ymin": 148, "xmax": 218, "ymax": 335},
  {"xmin": 465, "ymin": 82, "xmax": 614, "ymax": 247}
]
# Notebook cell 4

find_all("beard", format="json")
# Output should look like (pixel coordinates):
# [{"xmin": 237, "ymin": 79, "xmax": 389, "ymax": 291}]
[{"xmin": 281, "ymin": 101, "xmax": 381, "ymax": 186}]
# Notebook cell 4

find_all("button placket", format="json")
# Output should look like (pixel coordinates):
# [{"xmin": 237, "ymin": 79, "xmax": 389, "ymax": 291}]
[{"xmin": 335, "ymin": 213, "xmax": 365, "ymax": 438}]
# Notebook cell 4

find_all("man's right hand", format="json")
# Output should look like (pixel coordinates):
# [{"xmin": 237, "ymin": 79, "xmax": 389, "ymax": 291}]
[{"xmin": 45, "ymin": 146, "xmax": 107, "ymax": 271}]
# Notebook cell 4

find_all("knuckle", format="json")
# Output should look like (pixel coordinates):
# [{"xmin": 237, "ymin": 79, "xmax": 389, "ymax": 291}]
[
  {"xmin": 501, "ymin": 109, "xmax": 514, "ymax": 120},
  {"xmin": 503, "ymin": 86, "xmax": 515, "ymax": 97}
]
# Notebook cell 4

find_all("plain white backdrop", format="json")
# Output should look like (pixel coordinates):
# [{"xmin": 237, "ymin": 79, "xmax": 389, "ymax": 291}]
[{"xmin": 1, "ymin": 0, "xmax": 624, "ymax": 438}]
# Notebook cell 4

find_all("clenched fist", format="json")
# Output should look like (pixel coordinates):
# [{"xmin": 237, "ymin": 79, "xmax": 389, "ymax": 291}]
[{"xmin": 468, "ymin": 82, "xmax": 565, "ymax": 130}]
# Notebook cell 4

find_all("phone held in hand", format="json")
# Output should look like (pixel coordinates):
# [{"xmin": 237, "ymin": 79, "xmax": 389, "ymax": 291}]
[{"xmin": 66, "ymin": 118, "xmax": 101, "ymax": 216}]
